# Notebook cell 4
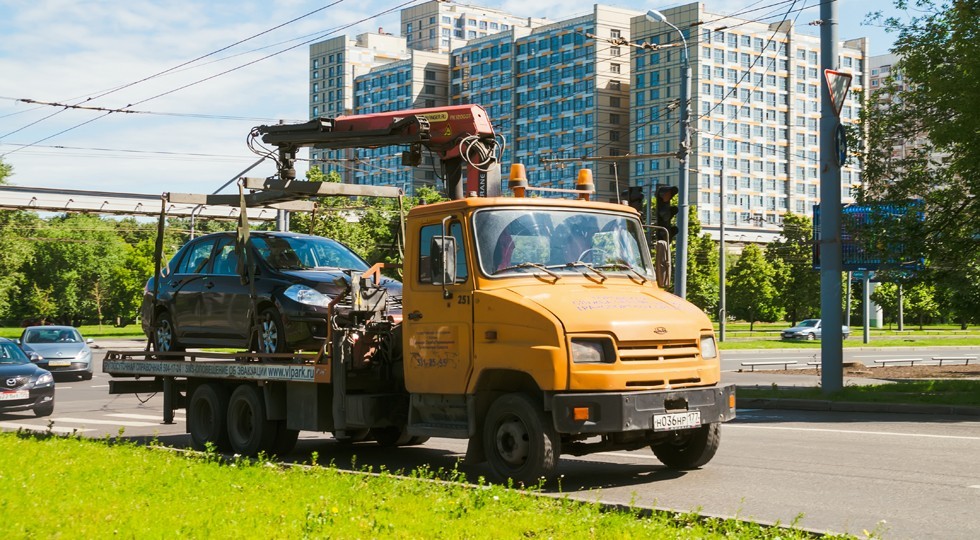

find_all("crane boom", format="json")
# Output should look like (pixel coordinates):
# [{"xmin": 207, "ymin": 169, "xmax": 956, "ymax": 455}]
[{"xmin": 254, "ymin": 104, "xmax": 501, "ymax": 199}]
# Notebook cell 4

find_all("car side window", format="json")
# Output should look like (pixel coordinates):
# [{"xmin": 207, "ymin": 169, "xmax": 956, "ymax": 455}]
[
  {"xmin": 418, "ymin": 221, "xmax": 467, "ymax": 284},
  {"xmin": 177, "ymin": 239, "xmax": 217, "ymax": 275},
  {"xmin": 211, "ymin": 239, "xmax": 239, "ymax": 276}
]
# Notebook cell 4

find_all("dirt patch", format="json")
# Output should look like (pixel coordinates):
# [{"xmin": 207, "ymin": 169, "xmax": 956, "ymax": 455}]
[{"xmin": 756, "ymin": 363, "xmax": 980, "ymax": 379}]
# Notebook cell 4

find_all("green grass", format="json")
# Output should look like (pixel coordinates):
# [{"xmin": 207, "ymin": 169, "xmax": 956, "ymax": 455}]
[
  {"xmin": 739, "ymin": 379, "xmax": 980, "ymax": 407},
  {"xmin": 0, "ymin": 432, "xmax": 856, "ymax": 539}
]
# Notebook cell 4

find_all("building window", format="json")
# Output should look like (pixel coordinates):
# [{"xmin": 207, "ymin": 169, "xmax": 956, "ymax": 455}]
[
  {"xmin": 610, "ymin": 29, "xmax": 621, "ymax": 39},
  {"xmin": 610, "ymin": 63, "xmax": 621, "ymax": 74},
  {"xmin": 610, "ymin": 46, "xmax": 621, "ymax": 57}
]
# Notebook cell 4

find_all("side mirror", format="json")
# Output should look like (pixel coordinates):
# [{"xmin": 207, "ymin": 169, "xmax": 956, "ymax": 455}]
[
  {"xmin": 429, "ymin": 236, "xmax": 457, "ymax": 286},
  {"xmin": 28, "ymin": 352, "xmax": 41, "ymax": 362},
  {"xmin": 655, "ymin": 239, "xmax": 671, "ymax": 290},
  {"xmin": 86, "ymin": 338, "xmax": 94, "ymax": 344}
]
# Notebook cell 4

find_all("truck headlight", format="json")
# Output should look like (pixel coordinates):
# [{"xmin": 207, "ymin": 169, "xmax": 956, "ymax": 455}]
[
  {"xmin": 283, "ymin": 284, "xmax": 331, "ymax": 307},
  {"xmin": 700, "ymin": 336, "xmax": 718, "ymax": 359},
  {"xmin": 571, "ymin": 339, "xmax": 614, "ymax": 364}
]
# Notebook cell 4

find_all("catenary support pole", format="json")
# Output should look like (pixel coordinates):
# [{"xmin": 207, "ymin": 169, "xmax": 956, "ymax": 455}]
[
  {"xmin": 819, "ymin": 0, "xmax": 844, "ymax": 393},
  {"xmin": 719, "ymin": 163, "xmax": 726, "ymax": 341}
]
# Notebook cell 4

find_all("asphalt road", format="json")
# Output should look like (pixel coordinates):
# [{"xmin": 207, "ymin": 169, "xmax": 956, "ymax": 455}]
[
  {"xmin": 721, "ymin": 346, "xmax": 980, "ymax": 374},
  {"xmin": 2, "ymin": 345, "xmax": 979, "ymax": 539}
]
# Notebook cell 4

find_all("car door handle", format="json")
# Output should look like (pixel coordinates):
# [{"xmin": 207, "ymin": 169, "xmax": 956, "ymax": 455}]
[
  {"xmin": 407, "ymin": 311, "xmax": 423, "ymax": 321},
  {"xmin": 169, "ymin": 280, "xmax": 181, "ymax": 288},
  {"xmin": 204, "ymin": 281, "xmax": 214, "ymax": 289}
]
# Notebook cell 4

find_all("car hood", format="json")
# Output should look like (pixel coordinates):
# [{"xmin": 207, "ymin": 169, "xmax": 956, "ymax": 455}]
[
  {"xmin": 279, "ymin": 269, "xmax": 403, "ymax": 297},
  {"xmin": 20, "ymin": 343, "xmax": 88, "ymax": 357},
  {"xmin": 499, "ymin": 283, "xmax": 711, "ymax": 341},
  {"xmin": 0, "ymin": 362, "xmax": 46, "ymax": 378}
]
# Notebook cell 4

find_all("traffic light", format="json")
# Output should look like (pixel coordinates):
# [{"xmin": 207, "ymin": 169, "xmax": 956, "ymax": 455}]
[
  {"xmin": 655, "ymin": 184, "xmax": 679, "ymax": 241},
  {"xmin": 622, "ymin": 185, "xmax": 645, "ymax": 216}
]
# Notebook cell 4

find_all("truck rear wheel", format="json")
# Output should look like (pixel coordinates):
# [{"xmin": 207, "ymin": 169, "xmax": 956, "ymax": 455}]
[
  {"xmin": 651, "ymin": 423, "xmax": 721, "ymax": 470},
  {"xmin": 227, "ymin": 384, "xmax": 276, "ymax": 456},
  {"xmin": 271, "ymin": 421, "xmax": 299, "ymax": 456},
  {"xmin": 482, "ymin": 393, "xmax": 560, "ymax": 485},
  {"xmin": 188, "ymin": 383, "xmax": 230, "ymax": 452}
]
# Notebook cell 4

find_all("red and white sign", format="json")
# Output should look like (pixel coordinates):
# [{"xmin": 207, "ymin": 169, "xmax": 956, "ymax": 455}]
[{"xmin": 825, "ymin": 69, "xmax": 853, "ymax": 118}]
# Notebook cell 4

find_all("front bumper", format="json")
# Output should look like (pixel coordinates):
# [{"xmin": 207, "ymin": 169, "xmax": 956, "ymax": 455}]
[
  {"xmin": 36, "ymin": 361, "xmax": 91, "ymax": 376},
  {"xmin": 0, "ymin": 386, "xmax": 55, "ymax": 413},
  {"xmin": 550, "ymin": 384, "xmax": 736, "ymax": 434}
]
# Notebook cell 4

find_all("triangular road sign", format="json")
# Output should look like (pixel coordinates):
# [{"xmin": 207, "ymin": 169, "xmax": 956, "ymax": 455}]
[{"xmin": 825, "ymin": 69, "xmax": 853, "ymax": 118}]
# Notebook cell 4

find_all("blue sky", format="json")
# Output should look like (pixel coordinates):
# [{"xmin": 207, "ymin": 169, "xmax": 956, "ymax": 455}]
[{"xmin": 0, "ymin": 0, "xmax": 903, "ymax": 196}]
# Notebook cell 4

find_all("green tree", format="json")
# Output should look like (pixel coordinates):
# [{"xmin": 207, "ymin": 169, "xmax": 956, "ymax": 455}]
[
  {"xmin": 765, "ymin": 213, "xmax": 819, "ymax": 325},
  {"xmin": 863, "ymin": 0, "xmax": 980, "ymax": 271},
  {"xmin": 685, "ymin": 207, "xmax": 719, "ymax": 317},
  {"xmin": 727, "ymin": 244, "xmax": 783, "ymax": 330}
]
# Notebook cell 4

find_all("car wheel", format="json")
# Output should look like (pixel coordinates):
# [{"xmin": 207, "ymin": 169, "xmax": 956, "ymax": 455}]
[
  {"xmin": 226, "ymin": 384, "xmax": 276, "ymax": 456},
  {"xmin": 255, "ymin": 308, "xmax": 288, "ymax": 354},
  {"xmin": 188, "ymin": 383, "xmax": 231, "ymax": 452},
  {"xmin": 482, "ymin": 393, "xmax": 560, "ymax": 485},
  {"xmin": 81, "ymin": 371, "xmax": 93, "ymax": 381},
  {"xmin": 154, "ymin": 311, "xmax": 184, "ymax": 353},
  {"xmin": 806, "ymin": 332, "xmax": 815, "ymax": 341},
  {"xmin": 651, "ymin": 423, "xmax": 721, "ymax": 470},
  {"xmin": 34, "ymin": 399, "xmax": 54, "ymax": 418}
]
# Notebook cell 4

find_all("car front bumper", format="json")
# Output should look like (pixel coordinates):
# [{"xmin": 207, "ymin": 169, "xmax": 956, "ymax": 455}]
[
  {"xmin": 550, "ymin": 384, "xmax": 736, "ymax": 434},
  {"xmin": 0, "ymin": 386, "xmax": 55, "ymax": 413},
  {"xmin": 36, "ymin": 361, "xmax": 92, "ymax": 376}
]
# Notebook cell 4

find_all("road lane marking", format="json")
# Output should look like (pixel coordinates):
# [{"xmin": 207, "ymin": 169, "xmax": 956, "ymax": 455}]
[
  {"xmin": 52, "ymin": 417, "xmax": 160, "ymax": 427},
  {"xmin": 89, "ymin": 385, "xmax": 109, "ymax": 388},
  {"xmin": 726, "ymin": 424, "xmax": 980, "ymax": 441},
  {"xmin": 107, "ymin": 413, "xmax": 184, "ymax": 421},
  {"xmin": 0, "ymin": 422, "xmax": 95, "ymax": 434}
]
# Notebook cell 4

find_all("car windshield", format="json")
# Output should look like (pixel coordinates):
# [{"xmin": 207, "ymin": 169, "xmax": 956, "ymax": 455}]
[
  {"xmin": 251, "ymin": 235, "xmax": 369, "ymax": 272},
  {"xmin": 0, "ymin": 342, "xmax": 30, "ymax": 365},
  {"xmin": 23, "ymin": 328, "xmax": 82, "ymax": 344},
  {"xmin": 473, "ymin": 208, "xmax": 654, "ymax": 278},
  {"xmin": 798, "ymin": 320, "xmax": 819, "ymax": 327}
]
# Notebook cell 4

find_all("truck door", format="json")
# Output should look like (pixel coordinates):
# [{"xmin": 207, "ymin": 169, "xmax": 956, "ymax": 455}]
[{"xmin": 403, "ymin": 219, "xmax": 473, "ymax": 394}]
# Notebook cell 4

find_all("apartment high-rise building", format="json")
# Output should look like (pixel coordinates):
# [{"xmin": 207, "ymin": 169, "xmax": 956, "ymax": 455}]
[
  {"xmin": 631, "ymin": 2, "xmax": 868, "ymax": 242},
  {"xmin": 401, "ymin": 1, "xmax": 545, "ymax": 54}
]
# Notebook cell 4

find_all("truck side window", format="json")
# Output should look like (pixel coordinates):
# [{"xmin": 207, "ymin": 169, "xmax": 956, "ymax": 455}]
[{"xmin": 419, "ymin": 221, "xmax": 467, "ymax": 284}]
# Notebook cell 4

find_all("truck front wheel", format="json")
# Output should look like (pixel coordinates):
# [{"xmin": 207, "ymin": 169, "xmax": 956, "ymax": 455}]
[
  {"xmin": 651, "ymin": 423, "xmax": 721, "ymax": 469},
  {"xmin": 188, "ymin": 383, "xmax": 230, "ymax": 452},
  {"xmin": 227, "ymin": 384, "xmax": 276, "ymax": 455},
  {"xmin": 482, "ymin": 393, "xmax": 560, "ymax": 485}
]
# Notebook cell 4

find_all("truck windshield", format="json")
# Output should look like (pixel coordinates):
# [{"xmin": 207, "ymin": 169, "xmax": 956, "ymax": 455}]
[{"xmin": 473, "ymin": 208, "xmax": 654, "ymax": 278}]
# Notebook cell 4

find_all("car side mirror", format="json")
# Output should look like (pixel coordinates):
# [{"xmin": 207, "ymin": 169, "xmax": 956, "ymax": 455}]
[
  {"xmin": 429, "ymin": 236, "xmax": 457, "ymax": 287},
  {"xmin": 28, "ymin": 352, "xmax": 41, "ymax": 362},
  {"xmin": 86, "ymin": 338, "xmax": 94, "ymax": 344}
]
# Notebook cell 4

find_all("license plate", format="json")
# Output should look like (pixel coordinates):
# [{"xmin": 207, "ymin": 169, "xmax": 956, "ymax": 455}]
[
  {"xmin": 653, "ymin": 411, "xmax": 702, "ymax": 432},
  {"xmin": 0, "ymin": 390, "xmax": 29, "ymax": 401},
  {"xmin": 48, "ymin": 360, "xmax": 71, "ymax": 367}
]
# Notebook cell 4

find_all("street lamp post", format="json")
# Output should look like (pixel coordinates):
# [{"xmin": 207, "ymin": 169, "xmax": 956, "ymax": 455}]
[{"xmin": 646, "ymin": 9, "xmax": 691, "ymax": 298}]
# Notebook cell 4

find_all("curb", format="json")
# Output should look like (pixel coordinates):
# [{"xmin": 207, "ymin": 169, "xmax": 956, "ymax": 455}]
[{"xmin": 737, "ymin": 397, "xmax": 980, "ymax": 416}]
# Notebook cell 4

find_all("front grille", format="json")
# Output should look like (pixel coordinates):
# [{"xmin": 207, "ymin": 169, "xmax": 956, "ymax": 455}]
[
  {"xmin": 617, "ymin": 339, "xmax": 700, "ymax": 362},
  {"xmin": 2, "ymin": 375, "xmax": 29, "ymax": 389}
]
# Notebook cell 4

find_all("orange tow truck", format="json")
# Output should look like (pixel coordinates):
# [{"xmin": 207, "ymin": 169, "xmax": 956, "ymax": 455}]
[{"xmin": 104, "ymin": 105, "xmax": 734, "ymax": 483}]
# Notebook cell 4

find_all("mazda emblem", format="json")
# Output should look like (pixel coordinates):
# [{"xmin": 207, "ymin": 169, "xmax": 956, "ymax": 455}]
[
  {"xmin": 653, "ymin": 326, "xmax": 668, "ymax": 335},
  {"xmin": 5, "ymin": 378, "xmax": 16, "ymax": 387}
]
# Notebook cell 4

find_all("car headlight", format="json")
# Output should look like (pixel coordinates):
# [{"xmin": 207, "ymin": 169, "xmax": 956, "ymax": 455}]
[
  {"xmin": 283, "ymin": 284, "xmax": 331, "ymax": 307},
  {"xmin": 700, "ymin": 335, "xmax": 718, "ymax": 359},
  {"xmin": 75, "ymin": 349, "xmax": 92, "ymax": 362},
  {"xmin": 571, "ymin": 339, "xmax": 614, "ymax": 364},
  {"xmin": 35, "ymin": 372, "xmax": 54, "ymax": 386}
]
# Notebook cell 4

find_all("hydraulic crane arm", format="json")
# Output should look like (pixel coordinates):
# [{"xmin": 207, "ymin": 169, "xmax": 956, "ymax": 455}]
[{"xmin": 253, "ymin": 104, "xmax": 501, "ymax": 199}]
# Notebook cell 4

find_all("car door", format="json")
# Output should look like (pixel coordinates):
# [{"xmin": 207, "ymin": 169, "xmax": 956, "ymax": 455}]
[
  {"xmin": 166, "ymin": 238, "xmax": 218, "ymax": 339},
  {"xmin": 199, "ymin": 237, "xmax": 253, "ymax": 344},
  {"xmin": 814, "ymin": 320, "xmax": 823, "ymax": 339}
]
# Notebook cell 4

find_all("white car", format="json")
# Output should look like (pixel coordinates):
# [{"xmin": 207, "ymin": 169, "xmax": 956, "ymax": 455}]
[
  {"xmin": 780, "ymin": 319, "xmax": 850, "ymax": 341},
  {"xmin": 18, "ymin": 326, "xmax": 94, "ymax": 380}
]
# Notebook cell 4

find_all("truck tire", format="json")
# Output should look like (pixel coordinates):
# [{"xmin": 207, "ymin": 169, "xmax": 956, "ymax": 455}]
[
  {"xmin": 370, "ymin": 426, "xmax": 430, "ymax": 447},
  {"xmin": 154, "ymin": 311, "xmax": 184, "ymax": 353},
  {"xmin": 651, "ymin": 423, "xmax": 721, "ymax": 470},
  {"xmin": 188, "ymin": 383, "xmax": 230, "ymax": 452},
  {"xmin": 270, "ymin": 421, "xmax": 299, "ymax": 456},
  {"xmin": 482, "ymin": 393, "xmax": 560, "ymax": 485},
  {"xmin": 227, "ymin": 384, "xmax": 276, "ymax": 456}
]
